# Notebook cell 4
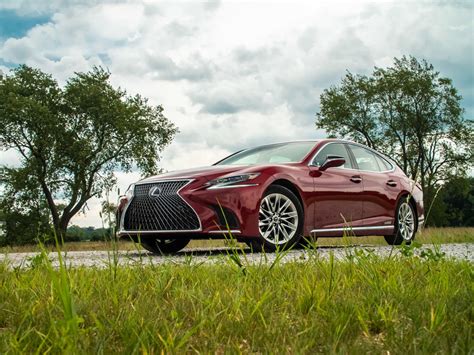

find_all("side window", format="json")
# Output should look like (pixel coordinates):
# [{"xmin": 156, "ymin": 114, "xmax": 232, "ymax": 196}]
[
  {"xmin": 374, "ymin": 154, "xmax": 393, "ymax": 171},
  {"xmin": 349, "ymin": 145, "xmax": 381, "ymax": 172},
  {"xmin": 312, "ymin": 143, "xmax": 353, "ymax": 169}
]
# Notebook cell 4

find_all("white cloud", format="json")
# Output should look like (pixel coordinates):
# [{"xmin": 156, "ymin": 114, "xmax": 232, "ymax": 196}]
[
  {"xmin": 1, "ymin": 0, "xmax": 472, "ymax": 226},
  {"xmin": 0, "ymin": 149, "xmax": 22, "ymax": 167}
]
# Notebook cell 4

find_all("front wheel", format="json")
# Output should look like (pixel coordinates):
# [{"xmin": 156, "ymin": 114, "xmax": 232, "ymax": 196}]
[
  {"xmin": 384, "ymin": 200, "xmax": 416, "ymax": 245},
  {"xmin": 140, "ymin": 237, "xmax": 190, "ymax": 254},
  {"xmin": 251, "ymin": 185, "xmax": 304, "ymax": 251}
]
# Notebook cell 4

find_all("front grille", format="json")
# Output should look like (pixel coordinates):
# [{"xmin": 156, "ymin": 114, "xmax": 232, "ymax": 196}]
[{"xmin": 123, "ymin": 180, "xmax": 200, "ymax": 232}]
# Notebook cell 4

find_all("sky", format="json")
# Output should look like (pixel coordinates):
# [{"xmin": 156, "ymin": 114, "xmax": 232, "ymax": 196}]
[{"xmin": 0, "ymin": 0, "xmax": 473, "ymax": 227}]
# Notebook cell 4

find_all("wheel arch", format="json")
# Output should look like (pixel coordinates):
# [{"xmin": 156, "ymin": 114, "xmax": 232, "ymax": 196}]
[{"xmin": 269, "ymin": 179, "xmax": 304, "ymax": 212}]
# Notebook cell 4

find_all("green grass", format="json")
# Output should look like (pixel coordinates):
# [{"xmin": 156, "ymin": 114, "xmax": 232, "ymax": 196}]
[{"xmin": 0, "ymin": 245, "xmax": 472, "ymax": 353}]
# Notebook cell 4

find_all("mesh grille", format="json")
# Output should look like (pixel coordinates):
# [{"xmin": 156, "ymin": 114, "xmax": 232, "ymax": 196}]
[{"xmin": 123, "ymin": 180, "xmax": 200, "ymax": 231}]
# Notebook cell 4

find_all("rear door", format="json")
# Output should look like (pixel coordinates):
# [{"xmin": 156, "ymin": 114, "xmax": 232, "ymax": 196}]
[
  {"xmin": 347, "ymin": 144, "xmax": 397, "ymax": 227},
  {"xmin": 310, "ymin": 142, "xmax": 364, "ymax": 231}
]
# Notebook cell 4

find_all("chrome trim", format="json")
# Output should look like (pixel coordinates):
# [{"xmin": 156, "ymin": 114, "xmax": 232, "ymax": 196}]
[
  {"xmin": 208, "ymin": 230, "xmax": 242, "ymax": 234},
  {"xmin": 119, "ymin": 179, "xmax": 202, "ymax": 234},
  {"xmin": 207, "ymin": 183, "xmax": 259, "ymax": 190},
  {"xmin": 308, "ymin": 141, "xmax": 396, "ymax": 173},
  {"xmin": 311, "ymin": 225, "xmax": 394, "ymax": 234}
]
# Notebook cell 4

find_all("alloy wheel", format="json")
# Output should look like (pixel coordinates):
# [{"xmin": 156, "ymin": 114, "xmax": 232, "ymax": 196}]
[
  {"xmin": 259, "ymin": 193, "xmax": 299, "ymax": 245},
  {"xmin": 398, "ymin": 202, "xmax": 415, "ymax": 241}
]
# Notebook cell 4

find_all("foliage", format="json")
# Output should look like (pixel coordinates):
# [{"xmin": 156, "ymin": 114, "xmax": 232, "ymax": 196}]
[
  {"xmin": 316, "ymin": 56, "xmax": 473, "ymax": 211},
  {"xmin": 429, "ymin": 176, "xmax": 474, "ymax": 227},
  {"xmin": 0, "ymin": 167, "xmax": 52, "ymax": 246},
  {"xmin": 0, "ymin": 250, "xmax": 471, "ymax": 353},
  {"xmin": 65, "ymin": 225, "xmax": 111, "ymax": 242},
  {"xmin": 0, "ymin": 65, "xmax": 177, "ymax": 238}
]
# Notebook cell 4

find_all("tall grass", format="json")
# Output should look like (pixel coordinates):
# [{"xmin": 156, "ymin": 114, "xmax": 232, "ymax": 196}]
[{"xmin": 0, "ymin": 242, "xmax": 472, "ymax": 353}]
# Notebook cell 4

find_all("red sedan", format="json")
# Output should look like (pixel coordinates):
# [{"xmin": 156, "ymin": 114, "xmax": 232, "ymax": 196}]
[{"xmin": 117, "ymin": 139, "xmax": 424, "ymax": 254}]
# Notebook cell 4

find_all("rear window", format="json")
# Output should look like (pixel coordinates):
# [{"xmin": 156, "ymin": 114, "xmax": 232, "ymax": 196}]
[
  {"xmin": 349, "ymin": 145, "xmax": 381, "ymax": 172},
  {"xmin": 374, "ymin": 154, "xmax": 393, "ymax": 171}
]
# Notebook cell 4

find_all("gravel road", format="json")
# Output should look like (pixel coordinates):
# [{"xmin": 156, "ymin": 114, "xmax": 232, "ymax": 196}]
[{"xmin": 1, "ymin": 243, "xmax": 472, "ymax": 269}]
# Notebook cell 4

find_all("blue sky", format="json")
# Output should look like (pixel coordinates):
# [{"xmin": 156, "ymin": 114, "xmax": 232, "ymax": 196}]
[
  {"xmin": 0, "ymin": 9, "xmax": 49, "ymax": 42},
  {"xmin": 0, "ymin": 0, "xmax": 472, "ymax": 226}
]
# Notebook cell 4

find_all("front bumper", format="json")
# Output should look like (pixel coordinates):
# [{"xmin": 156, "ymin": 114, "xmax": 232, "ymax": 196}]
[{"xmin": 117, "ymin": 178, "xmax": 265, "ymax": 238}]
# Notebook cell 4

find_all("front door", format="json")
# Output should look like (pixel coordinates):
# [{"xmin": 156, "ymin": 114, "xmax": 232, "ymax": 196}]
[{"xmin": 310, "ymin": 142, "xmax": 364, "ymax": 234}]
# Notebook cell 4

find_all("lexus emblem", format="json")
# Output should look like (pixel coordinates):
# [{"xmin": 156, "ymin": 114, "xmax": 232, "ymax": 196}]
[{"xmin": 149, "ymin": 186, "xmax": 162, "ymax": 197}]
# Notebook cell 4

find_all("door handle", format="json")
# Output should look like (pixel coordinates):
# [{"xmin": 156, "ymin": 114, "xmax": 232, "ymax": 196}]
[
  {"xmin": 386, "ymin": 180, "xmax": 397, "ymax": 187},
  {"xmin": 350, "ymin": 175, "xmax": 362, "ymax": 183}
]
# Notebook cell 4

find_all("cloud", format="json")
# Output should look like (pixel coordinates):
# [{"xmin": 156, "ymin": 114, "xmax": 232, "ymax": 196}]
[
  {"xmin": 0, "ymin": 0, "xmax": 472, "ymax": 226},
  {"xmin": 0, "ymin": 149, "xmax": 22, "ymax": 168},
  {"xmin": 145, "ymin": 52, "xmax": 215, "ymax": 82}
]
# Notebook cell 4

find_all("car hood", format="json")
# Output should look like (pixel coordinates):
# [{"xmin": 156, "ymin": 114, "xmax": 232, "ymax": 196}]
[{"xmin": 137, "ymin": 165, "xmax": 251, "ymax": 184}]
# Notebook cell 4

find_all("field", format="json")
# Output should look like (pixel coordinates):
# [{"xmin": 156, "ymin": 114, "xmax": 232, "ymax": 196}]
[{"xmin": 0, "ymin": 228, "xmax": 472, "ymax": 353}]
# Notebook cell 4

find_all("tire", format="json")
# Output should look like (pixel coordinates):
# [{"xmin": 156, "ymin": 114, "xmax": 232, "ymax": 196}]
[
  {"xmin": 140, "ymin": 237, "xmax": 190, "ymax": 255},
  {"xmin": 252, "ymin": 185, "xmax": 304, "ymax": 252},
  {"xmin": 384, "ymin": 199, "xmax": 416, "ymax": 245}
]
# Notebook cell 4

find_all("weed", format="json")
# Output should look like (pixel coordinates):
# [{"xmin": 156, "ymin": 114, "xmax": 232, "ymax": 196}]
[
  {"xmin": 26, "ymin": 251, "xmax": 50, "ymax": 270},
  {"xmin": 420, "ymin": 246, "xmax": 446, "ymax": 262},
  {"xmin": 397, "ymin": 241, "xmax": 422, "ymax": 257}
]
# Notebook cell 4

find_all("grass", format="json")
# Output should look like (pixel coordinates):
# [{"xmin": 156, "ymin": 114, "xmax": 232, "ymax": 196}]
[
  {"xmin": 0, "ymin": 241, "xmax": 472, "ymax": 353},
  {"xmin": 1, "ymin": 227, "xmax": 473, "ymax": 253}
]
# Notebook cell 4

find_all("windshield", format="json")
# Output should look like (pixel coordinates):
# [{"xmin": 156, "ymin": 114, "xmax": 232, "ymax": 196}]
[{"xmin": 216, "ymin": 141, "xmax": 316, "ymax": 165}]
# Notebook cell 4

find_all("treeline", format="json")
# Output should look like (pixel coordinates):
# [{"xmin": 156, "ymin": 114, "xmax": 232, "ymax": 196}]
[
  {"xmin": 0, "ymin": 221, "xmax": 114, "ymax": 246},
  {"xmin": 64, "ymin": 225, "xmax": 114, "ymax": 243}
]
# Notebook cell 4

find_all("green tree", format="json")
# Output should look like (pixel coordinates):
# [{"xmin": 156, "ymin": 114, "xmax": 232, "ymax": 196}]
[
  {"xmin": 0, "ymin": 65, "xmax": 177, "ymax": 239},
  {"xmin": 316, "ymin": 56, "xmax": 473, "ymax": 212},
  {"xmin": 429, "ymin": 177, "xmax": 474, "ymax": 227},
  {"xmin": 0, "ymin": 167, "xmax": 52, "ymax": 245}
]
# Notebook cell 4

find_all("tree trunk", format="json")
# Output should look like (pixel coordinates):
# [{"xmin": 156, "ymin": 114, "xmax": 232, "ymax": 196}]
[{"xmin": 54, "ymin": 215, "xmax": 72, "ymax": 241}]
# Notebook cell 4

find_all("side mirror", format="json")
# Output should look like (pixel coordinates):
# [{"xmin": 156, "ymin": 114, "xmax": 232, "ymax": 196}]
[{"xmin": 319, "ymin": 155, "xmax": 345, "ymax": 171}]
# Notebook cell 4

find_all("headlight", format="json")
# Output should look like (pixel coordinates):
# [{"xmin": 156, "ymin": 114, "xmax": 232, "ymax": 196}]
[
  {"xmin": 205, "ymin": 173, "xmax": 260, "ymax": 189},
  {"xmin": 125, "ymin": 184, "xmax": 135, "ymax": 199}
]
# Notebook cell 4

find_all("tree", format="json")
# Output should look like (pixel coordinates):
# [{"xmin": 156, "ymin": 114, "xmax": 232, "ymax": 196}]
[
  {"xmin": 0, "ymin": 65, "xmax": 177, "ymax": 239},
  {"xmin": 0, "ymin": 167, "xmax": 52, "ymax": 245},
  {"xmin": 316, "ymin": 56, "xmax": 473, "ymax": 212},
  {"xmin": 428, "ymin": 177, "xmax": 474, "ymax": 227}
]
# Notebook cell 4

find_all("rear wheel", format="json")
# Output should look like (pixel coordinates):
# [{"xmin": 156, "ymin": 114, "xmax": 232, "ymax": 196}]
[
  {"xmin": 384, "ymin": 200, "xmax": 416, "ymax": 245},
  {"xmin": 140, "ymin": 238, "xmax": 190, "ymax": 254},
  {"xmin": 251, "ymin": 185, "xmax": 303, "ymax": 251}
]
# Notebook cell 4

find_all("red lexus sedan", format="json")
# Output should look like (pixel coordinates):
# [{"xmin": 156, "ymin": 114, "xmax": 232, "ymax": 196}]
[{"xmin": 117, "ymin": 140, "xmax": 424, "ymax": 254}]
